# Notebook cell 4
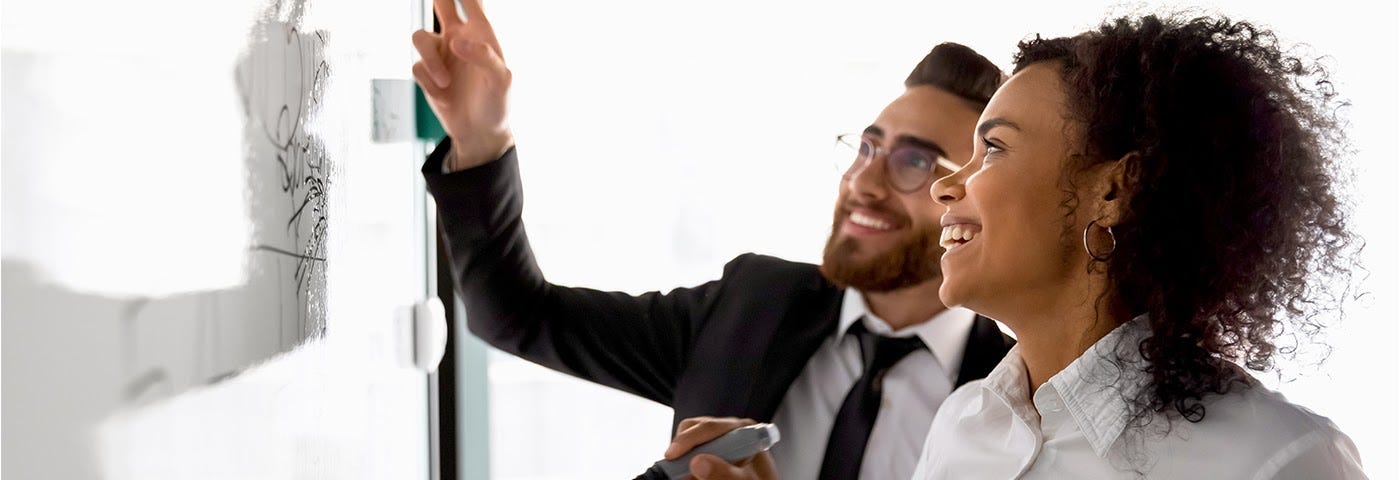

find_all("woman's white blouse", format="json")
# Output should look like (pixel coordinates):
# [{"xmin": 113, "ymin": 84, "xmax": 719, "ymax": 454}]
[{"xmin": 911, "ymin": 317, "xmax": 1366, "ymax": 479}]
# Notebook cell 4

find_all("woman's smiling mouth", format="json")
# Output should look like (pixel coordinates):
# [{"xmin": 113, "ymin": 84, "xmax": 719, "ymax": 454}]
[{"xmin": 939, "ymin": 220, "xmax": 982, "ymax": 250}]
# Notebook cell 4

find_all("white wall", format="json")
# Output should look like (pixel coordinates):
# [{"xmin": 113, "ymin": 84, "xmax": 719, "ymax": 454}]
[{"xmin": 477, "ymin": 0, "xmax": 1399, "ymax": 479}]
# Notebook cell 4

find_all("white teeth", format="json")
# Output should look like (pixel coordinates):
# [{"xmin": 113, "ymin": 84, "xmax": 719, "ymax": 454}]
[
  {"xmin": 961, "ymin": 227, "xmax": 978, "ymax": 241},
  {"xmin": 850, "ymin": 212, "xmax": 892, "ymax": 230},
  {"xmin": 941, "ymin": 224, "xmax": 981, "ymax": 247}
]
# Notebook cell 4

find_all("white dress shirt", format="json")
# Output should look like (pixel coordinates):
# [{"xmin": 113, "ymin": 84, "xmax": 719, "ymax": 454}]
[
  {"xmin": 769, "ymin": 288, "xmax": 977, "ymax": 480},
  {"xmin": 912, "ymin": 316, "xmax": 1366, "ymax": 479}
]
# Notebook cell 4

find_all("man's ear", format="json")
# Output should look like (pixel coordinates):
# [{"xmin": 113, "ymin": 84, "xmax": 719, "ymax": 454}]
[{"xmin": 1092, "ymin": 151, "xmax": 1139, "ymax": 227}]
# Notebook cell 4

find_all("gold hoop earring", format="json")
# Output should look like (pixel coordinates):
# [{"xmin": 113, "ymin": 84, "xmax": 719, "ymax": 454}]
[{"xmin": 1083, "ymin": 220, "xmax": 1117, "ymax": 262}]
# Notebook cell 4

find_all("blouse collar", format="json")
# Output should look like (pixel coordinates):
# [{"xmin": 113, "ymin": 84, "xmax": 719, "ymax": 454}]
[{"xmin": 981, "ymin": 315, "xmax": 1155, "ymax": 458}]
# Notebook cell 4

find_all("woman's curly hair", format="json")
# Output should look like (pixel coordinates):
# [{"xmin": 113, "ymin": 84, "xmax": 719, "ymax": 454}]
[{"xmin": 1014, "ymin": 14, "xmax": 1358, "ymax": 423}]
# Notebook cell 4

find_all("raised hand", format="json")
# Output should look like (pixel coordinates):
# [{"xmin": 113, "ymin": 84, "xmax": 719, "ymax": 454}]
[
  {"xmin": 411, "ymin": 0, "xmax": 513, "ymax": 171},
  {"xmin": 664, "ymin": 417, "xmax": 779, "ymax": 480}
]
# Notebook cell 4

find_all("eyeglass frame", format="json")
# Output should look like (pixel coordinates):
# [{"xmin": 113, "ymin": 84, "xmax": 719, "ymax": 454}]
[{"xmin": 834, "ymin": 133, "xmax": 965, "ymax": 193}]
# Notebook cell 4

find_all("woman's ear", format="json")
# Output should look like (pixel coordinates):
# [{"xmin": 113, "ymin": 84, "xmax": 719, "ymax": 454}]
[{"xmin": 1093, "ymin": 151, "xmax": 1139, "ymax": 227}]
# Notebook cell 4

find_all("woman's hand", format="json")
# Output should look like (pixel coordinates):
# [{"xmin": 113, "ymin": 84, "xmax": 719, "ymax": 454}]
[{"xmin": 664, "ymin": 417, "xmax": 778, "ymax": 480}]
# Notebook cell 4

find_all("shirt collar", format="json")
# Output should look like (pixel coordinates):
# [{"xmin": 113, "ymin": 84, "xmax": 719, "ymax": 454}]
[
  {"xmin": 836, "ymin": 288, "xmax": 978, "ymax": 373},
  {"xmin": 977, "ymin": 315, "xmax": 1153, "ymax": 459},
  {"xmin": 980, "ymin": 345, "xmax": 1039, "ymax": 423},
  {"xmin": 1043, "ymin": 315, "xmax": 1154, "ymax": 458}
]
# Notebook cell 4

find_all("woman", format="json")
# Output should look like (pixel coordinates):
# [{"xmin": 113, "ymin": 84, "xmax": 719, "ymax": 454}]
[
  {"xmin": 916, "ymin": 14, "xmax": 1365, "ymax": 478},
  {"xmin": 665, "ymin": 13, "xmax": 1366, "ymax": 480}
]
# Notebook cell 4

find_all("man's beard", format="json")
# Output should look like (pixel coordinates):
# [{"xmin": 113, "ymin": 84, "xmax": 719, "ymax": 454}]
[{"xmin": 819, "ymin": 207, "xmax": 944, "ymax": 292}]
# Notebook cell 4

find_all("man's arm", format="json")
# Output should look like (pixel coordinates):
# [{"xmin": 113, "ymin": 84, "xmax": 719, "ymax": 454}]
[
  {"xmin": 424, "ymin": 138, "xmax": 728, "ymax": 405},
  {"xmin": 413, "ymin": 0, "xmax": 725, "ymax": 405}
]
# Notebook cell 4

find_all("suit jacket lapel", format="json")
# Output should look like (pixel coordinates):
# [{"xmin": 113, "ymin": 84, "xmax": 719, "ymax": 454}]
[{"xmin": 741, "ymin": 282, "xmax": 843, "ymax": 422}]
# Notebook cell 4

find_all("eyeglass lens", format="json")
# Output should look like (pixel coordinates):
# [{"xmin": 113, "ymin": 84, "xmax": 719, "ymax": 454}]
[{"xmin": 844, "ymin": 137, "xmax": 942, "ymax": 193}]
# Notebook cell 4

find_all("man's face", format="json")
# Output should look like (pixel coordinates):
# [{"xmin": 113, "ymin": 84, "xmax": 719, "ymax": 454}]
[{"xmin": 820, "ymin": 85, "xmax": 982, "ymax": 292}]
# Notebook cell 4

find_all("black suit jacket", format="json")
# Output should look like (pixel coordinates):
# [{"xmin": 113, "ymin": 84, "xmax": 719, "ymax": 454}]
[{"xmin": 423, "ymin": 139, "xmax": 1015, "ymax": 431}]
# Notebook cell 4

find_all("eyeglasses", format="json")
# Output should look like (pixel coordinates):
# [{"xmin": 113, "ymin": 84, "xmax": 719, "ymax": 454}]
[{"xmin": 834, "ymin": 134, "xmax": 963, "ymax": 193}]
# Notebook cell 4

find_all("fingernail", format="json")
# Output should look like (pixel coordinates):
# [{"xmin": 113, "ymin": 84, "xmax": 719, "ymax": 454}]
[
  {"xmin": 663, "ymin": 443, "xmax": 680, "ymax": 458},
  {"xmin": 433, "ymin": 73, "xmax": 450, "ymax": 89}
]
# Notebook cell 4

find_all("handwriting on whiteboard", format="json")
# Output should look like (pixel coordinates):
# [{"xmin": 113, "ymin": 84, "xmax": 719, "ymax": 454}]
[{"xmin": 235, "ymin": 7, "xmax": 330, "ymax": 341}]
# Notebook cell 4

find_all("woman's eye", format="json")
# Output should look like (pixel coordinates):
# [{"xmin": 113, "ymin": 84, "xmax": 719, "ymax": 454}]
[{"xmin": 982, "ymin": 137, "xmax": 1004, "ymax": 157}]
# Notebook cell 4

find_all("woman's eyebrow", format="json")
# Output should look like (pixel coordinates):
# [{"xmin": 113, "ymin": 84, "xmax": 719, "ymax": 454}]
[{"xmin": 977, "ymin": 117, "xmax": 1021, "ymax": 137}]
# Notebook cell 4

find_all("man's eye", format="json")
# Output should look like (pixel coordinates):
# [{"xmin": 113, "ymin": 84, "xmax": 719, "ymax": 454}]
[{"xmin": 893, "ymin": 150, "xmax": 935, "ymax": 170}]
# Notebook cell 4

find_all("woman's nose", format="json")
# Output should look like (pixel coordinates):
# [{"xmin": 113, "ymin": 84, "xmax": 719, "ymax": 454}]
[{"xmin": 931, "ymin": 168, "xmax": 966, "ymax": 206}]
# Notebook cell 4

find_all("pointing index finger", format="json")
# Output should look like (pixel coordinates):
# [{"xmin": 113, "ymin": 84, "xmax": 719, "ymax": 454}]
[
  {"xmin": 432, "ymin": 0, "xmax": 462, "ymax": 28},
  {"xmin": 459, "ymin": 0, "xmax": 490, "ymax": 25},
  {"xmin": 458, "ymin": 0, "xmax": 504, "ymax": 56}
]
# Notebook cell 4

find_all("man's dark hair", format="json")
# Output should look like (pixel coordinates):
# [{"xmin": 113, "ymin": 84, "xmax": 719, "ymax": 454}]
[
  {"xmin": 905, "ymin": 42, "xmax": 1005, "ymax": 108},
  {"xmin": 1013, "ymin": 15, "xmax": 1357, "ymax": 428}
]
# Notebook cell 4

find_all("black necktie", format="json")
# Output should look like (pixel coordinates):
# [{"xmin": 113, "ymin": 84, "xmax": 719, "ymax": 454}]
[{"xmin": 817, "ymin": 321, "xmax": 927, "ymax": 480}]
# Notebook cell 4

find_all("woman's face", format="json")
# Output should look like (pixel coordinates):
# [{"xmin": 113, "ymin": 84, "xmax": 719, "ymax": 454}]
[{"xmin": 931, "ymin": 62, "xmax": 1095, "ymax": 320}]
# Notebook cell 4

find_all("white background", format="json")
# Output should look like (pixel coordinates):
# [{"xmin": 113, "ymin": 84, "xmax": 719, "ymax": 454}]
[{"xmin": 479, "ymin": 0, "xmax": 1399, "ymax": 479}]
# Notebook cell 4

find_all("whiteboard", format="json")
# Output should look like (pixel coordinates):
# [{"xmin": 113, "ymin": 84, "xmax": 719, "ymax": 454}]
[{"xmin": 1, "ymin": 0, "xmax": 436, "ymax": 478}]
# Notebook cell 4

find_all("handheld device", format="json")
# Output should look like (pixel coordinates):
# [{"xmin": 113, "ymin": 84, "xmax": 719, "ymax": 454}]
[{"xmin": 633, "ymin": 423, "xmax": 781, "ymax": 480}]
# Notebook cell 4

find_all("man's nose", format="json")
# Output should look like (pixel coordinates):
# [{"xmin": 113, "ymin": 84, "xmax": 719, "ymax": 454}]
[{"xmin": 847, "ymin": 154, "xmax": 889, "ymax": 200}]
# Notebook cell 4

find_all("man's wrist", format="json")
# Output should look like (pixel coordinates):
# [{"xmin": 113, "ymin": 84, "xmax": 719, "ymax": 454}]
[{"xmin": 448, "ymin": 130, "xmax": 514, "ymax": 173}]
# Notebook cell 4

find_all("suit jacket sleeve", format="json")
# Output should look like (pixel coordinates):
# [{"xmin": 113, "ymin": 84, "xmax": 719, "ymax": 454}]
[{"xmin": 422, "ymin": 138, "xmax": 726, "ymax": 406}]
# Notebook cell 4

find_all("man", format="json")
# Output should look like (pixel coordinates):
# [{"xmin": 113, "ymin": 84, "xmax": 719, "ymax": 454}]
[{"xmin": 410, "ymin": 0, "xmax": 1013, "ymax": 478}]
